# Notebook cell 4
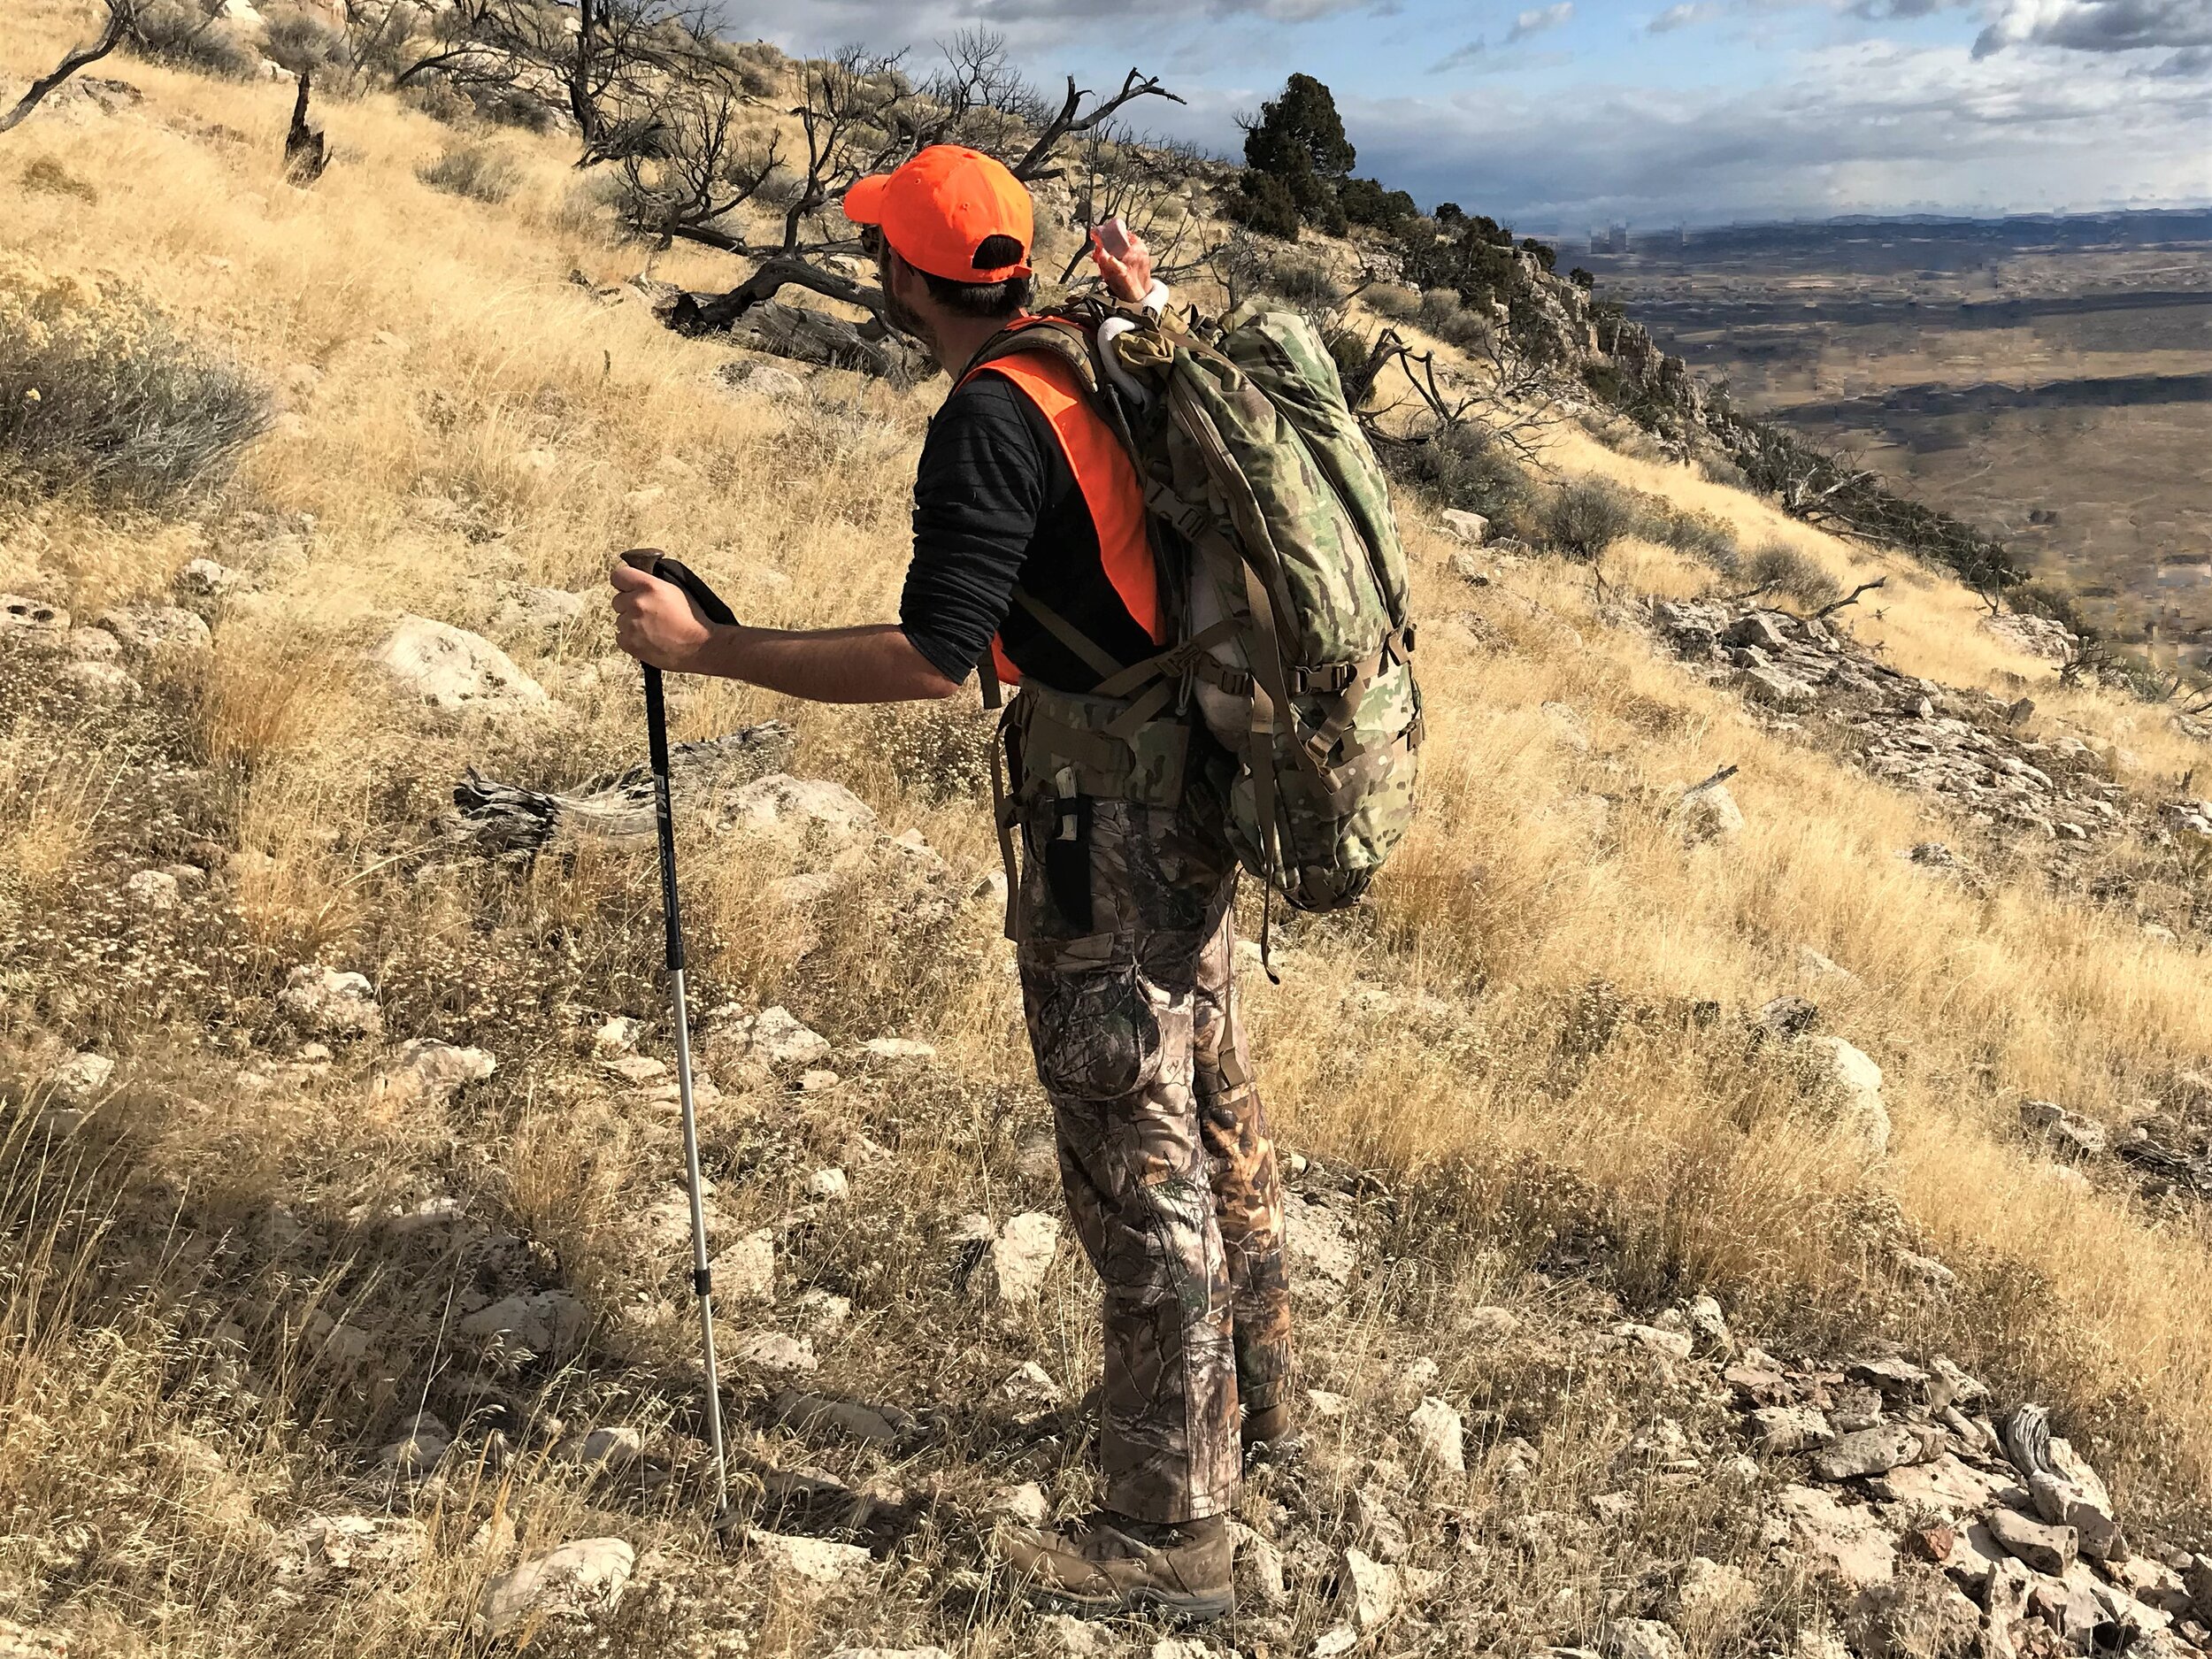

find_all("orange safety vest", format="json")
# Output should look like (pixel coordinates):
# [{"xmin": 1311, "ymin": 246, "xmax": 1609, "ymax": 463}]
[{"xmin": 965, "ymin": 330, "xmax": 1163, "ymax": 688}]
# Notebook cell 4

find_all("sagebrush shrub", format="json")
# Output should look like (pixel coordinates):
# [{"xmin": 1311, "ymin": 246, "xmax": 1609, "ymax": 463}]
[
  {"xmin": 259, "ymin": 8, "xmax": 351, "ymax": 76},
  {"xmin": 1363, "ymin": 284, "xmax": 1421, "ymax": 321},
  {"xmin": 1542, "ymin": 478, "xmax": 1639, "ymax": 562},
  {"xmin": 0, "ymin": 257, "xmax": 271, "ymax": 506},
  {"xmin": 127, "ymin": 0, "xmax": 261, "ymax": 79},
  {"xmin": 1386, "ymin": 421, "xmax": 1536, "ymax": 534},
  {"xmin": 1740, "ymin": 541, "xmax": 1843, "ymax": 609},
  {"xmin": 1263, "ymin": 254, "xmax": 1342, "ymax": 305},
  {"xmin": 418, "ymin": 143, "xmax": 523, "ymax": 204}
]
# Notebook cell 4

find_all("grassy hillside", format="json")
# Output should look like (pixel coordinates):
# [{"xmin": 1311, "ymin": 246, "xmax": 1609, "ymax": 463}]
[{"xmin": 4, "ymin": 6, "xmax": 2210, "ymax": 1655}]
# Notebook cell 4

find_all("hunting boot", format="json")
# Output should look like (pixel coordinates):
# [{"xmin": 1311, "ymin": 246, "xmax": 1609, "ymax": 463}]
[
  {"xmin": 1000, "ymin": 1511, "xmax": 1234, "ymax": 1622},
  {"xmin": 1242, "ymin": 1401, "xmax": 1302, "ymax": 1467}
]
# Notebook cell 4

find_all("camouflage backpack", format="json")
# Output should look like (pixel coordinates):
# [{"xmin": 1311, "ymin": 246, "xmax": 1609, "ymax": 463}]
[{"xmin": 970, "ymin": 298, "xmax": 1422, "ymax": 951}]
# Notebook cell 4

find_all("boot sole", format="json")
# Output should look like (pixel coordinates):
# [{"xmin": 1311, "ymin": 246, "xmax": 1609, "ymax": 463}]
[{"xmin": 1024, "ymin": 1583, "xmax": 1236, "ymax": 1625}]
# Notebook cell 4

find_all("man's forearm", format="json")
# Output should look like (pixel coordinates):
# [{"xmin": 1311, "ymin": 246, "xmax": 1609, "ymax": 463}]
[{"xmin": 693, "ymin": 621, "xmax": 963, "ymax": 703}]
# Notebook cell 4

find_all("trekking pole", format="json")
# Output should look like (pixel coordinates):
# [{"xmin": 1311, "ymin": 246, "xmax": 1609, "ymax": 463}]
[{"xmin": 619, "ymin": 548, "xmax": 738, "ymax": 1518}]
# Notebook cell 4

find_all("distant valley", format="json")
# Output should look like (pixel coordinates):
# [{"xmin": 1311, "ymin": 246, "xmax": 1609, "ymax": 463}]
[{"xmin": 1581, "ymin": 211, "xmax": 2212, "ymax": 665}]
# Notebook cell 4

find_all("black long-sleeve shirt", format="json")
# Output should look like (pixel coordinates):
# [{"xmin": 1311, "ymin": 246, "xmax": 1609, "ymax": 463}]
[{"xmin": 898, "ymin": 370, "xmax": 1158, "ymax": 693}]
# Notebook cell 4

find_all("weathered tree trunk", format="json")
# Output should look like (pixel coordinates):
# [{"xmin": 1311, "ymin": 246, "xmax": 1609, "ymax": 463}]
[
  {"xmin": 0, "ymin": 0, "xmax": 130, "ymax": 135},
  {"xmin": 448, "ymin": 721, "xmax": 795, "ymax": 856}
]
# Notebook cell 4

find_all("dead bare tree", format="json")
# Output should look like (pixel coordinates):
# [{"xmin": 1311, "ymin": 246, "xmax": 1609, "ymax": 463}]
[
  {"xmin": 394, "ymin": 0, "xmax": 718, "ymax": 165},
  {"xmin": 282, "ymin": 70, "xmax": 328, "ymax": 186},
  {"xmin": 1355, "ymin": 325, "xmax": 1557, "ymax": 458},
  {"xmin": 643, "ymin": 34, "xmax": 1181, "ymax": 350},
  {"xmin": 1053, "ymin": 123, "xmax": 1208, "ymax": 285},
  {"xmin": 1, "ymin": 0, "xmax": 138, "ymax": 135}
]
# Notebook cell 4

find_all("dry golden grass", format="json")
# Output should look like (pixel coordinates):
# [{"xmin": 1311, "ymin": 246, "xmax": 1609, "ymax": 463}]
[{"xmin": 4, "ymin": 6, "xmax": 2210, "ymax": 1652}]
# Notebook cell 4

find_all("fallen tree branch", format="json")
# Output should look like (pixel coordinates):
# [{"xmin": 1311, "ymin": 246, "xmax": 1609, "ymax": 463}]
[
  {"xmin": 1, "ymin": 0, "xmax": 133, "ymax": 135},
  {"xmin": 1814, "ymin": 577, "xmax": 1886, "ymax": 620}
]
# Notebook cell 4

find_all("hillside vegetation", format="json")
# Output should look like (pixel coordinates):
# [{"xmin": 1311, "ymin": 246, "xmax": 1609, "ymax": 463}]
[{"xmin": 3, "ymin": 6, "xmax": 2210, "ymax": 1656}]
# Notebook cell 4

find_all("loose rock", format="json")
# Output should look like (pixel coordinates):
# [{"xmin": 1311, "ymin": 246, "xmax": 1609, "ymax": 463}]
[
  {"xmin": 375, "ymin": 1039, "xmax": 496, "ymax": 1107},
  {"xmin": 374, "ymin": 617, "xmax": 549, "ymax": 713},
  {"xmin": 280, "ymin": 965, "xmax": 384, "ymax": 1039},
  {"xmin": 1408, "ymin": 1395, "xmax": 1466, "ymax": 1473},
  {"xmin": 1985, "ymin": 1506, "xmax": 2076, "ymax": 1577},
  {"xmin": 751, "ymin": 1529, "xmax": 872, "ymax": 1589},
  {"xmin": 478, "ymin": 1538, "xmax": 634, "ymax": 1636}
]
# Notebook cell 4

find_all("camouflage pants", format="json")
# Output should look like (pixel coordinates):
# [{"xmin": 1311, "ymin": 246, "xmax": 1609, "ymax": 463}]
[{"xmin": 1014, "ymin": 792, "xmax": 1293, "ymax": 1525}]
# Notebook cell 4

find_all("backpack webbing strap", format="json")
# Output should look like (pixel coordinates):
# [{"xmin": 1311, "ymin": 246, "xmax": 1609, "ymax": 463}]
[{"xmin": 976, "ymin": 653, "xmax": 1022, "ymax": 939}]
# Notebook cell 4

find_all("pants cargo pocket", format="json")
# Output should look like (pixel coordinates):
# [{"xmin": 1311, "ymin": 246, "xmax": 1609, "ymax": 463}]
[{"xmin": 1024, "ymin": 964, "xmax": 1165, "ymax": 1102}]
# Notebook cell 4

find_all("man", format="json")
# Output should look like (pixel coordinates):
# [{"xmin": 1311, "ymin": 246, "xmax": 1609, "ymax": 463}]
[{"xmin": 611, "ymin": 144, "xmax": 1290, "ymax": 1623}]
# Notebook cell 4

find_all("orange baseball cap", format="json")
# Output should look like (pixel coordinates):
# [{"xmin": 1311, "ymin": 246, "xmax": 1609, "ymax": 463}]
[{"xmin": 843, "ymin": 146, "xmax": 1034, "ymax": 283}]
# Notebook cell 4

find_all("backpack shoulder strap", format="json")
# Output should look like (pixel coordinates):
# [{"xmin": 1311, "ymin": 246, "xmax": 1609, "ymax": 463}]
[{"xmin": 964, "ymin": 313, "xmax": 1103, "ymax": 396}]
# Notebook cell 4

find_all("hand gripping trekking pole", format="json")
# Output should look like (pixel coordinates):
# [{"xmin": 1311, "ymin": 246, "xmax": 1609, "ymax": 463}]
[{"xmin": 620, "ymin": 548, "xmax": 738, "ymax": 1517}]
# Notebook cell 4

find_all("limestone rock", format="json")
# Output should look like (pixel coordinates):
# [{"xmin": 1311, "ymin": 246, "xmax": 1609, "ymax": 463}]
[
  {"xmin": 1778, "ymin": 1484, "xmax": 1897, "ymax": 1587},
  {"xmin": 862, "ymin": 1037, "xmax": 936, "ymax": 1063},
  {"xmin": 719, "ymin": 1005, "xmax": 832, "ymax": 1070},
  {"xmin": 1677, "ymin": 1557, "xmax": 1757, "ymax": 1635},
  {"xmin": 1847, "ymin": 1573, "xmax": 1983, "ymax": 1659},
  {"xmin": 751, "ymin": 1529, "xmax": 872, "ymax": 1589},
  {"xmin": 1285, "ymin": 1194, "xmax": 1358, "ymax": 1300},
  {"xmin": 277, "ymin": 1513, "xmax": 426, "ymax": 1586},
  {"xmin": 1740, "ymin": 665, "xmax": 1817, "ymax": 708},
  {"xmin": 374, "ymin": 617, "xmax": 549, "ymax": 712},
  {"xmin": 731, "ymin": 1332, "xmax": 817, "ymax": 1376},
  {"xmin": 1231, "ymin": 1520, "xmax": 1289, "ymax": 1606},
  {"xmin": 0, "ymin": 594, "xmax": 68, "ymax": 644},
  {"xmin": 1795, "ymin": 1034, "xmax": 1891, "ymax": 1158},
  {"xmin": 774, "ymin": 1390, "xmax": 913, "ymax": 1445},
  {"xmin": 280, "ymin": 964, "xmax": 383, "ymax": 1039},
  {"xmin": 806, "ymin": 1166, "xmax": 851, "ymax": 1202},
  {"xmin": 726, "ymin": 773, "xmax": 877, "ymax": 849},
  {"xmin": 1340, "ymin": 1546, "xmax": 1399, "ymax": 1628},
  {"xmin": 710, "ymin": 1229, "xmax": 775, "ymax": 1303},
  {"xmin": 457, "ymin": 1291, "xmax": 590, "ymax": 1365},
  {"xmin": 718, "ymin": 361, "xmax": 810, "ymax": 401},
  {"xmin": 1814, "ymin": 1423, "xmax": 1945, "ymax": 1481},
  {"xmin": 1985, "ymin": 1507, "xmax": 2076, "ymax": 1577},
  {"xmin": 1686, "ymin": 1294, "xmax": 1732, "ymax": 1353},
  {"xmin": 1606, "ymin": 1618, "xmax": 1685, "ymax": 1659},
  {"xmin": 376, "ymin": 1038, "xmax": 496, "ymax": 1107},
  {"xmin": 98, "ymin": 603, "xmax": 211, "ymax": 654},
  {"xmin": 2018, "ymin": 1100, "xmax": 2108, "ymax": 1159},
  {"xmin": 992, "ymin": 1481, "xmax": 1050, "ymax": 1525},
  {"xmin": 986, "ymin": 1212, "xmax": 1060, "ymax": 1305},
  {"xmin": 1441, "ymin": 509, "xmax": 1490, "ymax": 544},
  {"xmin": 1615, "ymin": 1322, "xmax": 1694, "ymax": 1361},
  {"xmin": 127, "ymin": 867, "xmax": 180, "ymax": 910},
  {"xmin": 568, "ymin": 1425, "xmax": 642, "ymax": 1471},
  {"xmin": 1672, "ymin": 779, "xmax": 1745, "ymax": 844},
  {"xmin": 1752, "ymin": 1405, "xmax": 1836, "ymax": 1454},
  {"xmin": 375, "ymin": 1409, "xmax": 449, "ymax": 1480},
  {"xmin": 492, "ymin": 585, "xmax": 588, "ymax": 633},
  {"xmin": 176, "ymin": 557, "xmax": 248, "ymax": 597},
  {"xmin": 477, "ymin": 1538, "xmax": 634, "ymax": 1635},
  {"xmin": 48, "ymin": 1050, "xmax": 115, "ymax": 1103},
  {"xmin": 1407, "ymin": 1396, "xmax": 1466, "ymax": 1473}
]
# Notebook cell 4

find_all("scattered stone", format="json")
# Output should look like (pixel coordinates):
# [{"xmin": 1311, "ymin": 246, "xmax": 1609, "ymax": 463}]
[
  {"xmin": 1847, "ymin": 1572, "xmax": 1983, "ymax": 1659},
  {"xmin": 800, "ymin": 1068, "xmax": 841, "ymax": 1093},
  {"xmin": 1285, "ymin": 1194, "xmax": 1358, "ymax": 1299},
  {"xmin": 751, "ymin": 1529, "xmax": 872, "ymax": 1590},
  {"xmin": 1307, "ymin": 1387, "xmax": 1349, "ymax": 1418},
  {"xmin": 602, "ymin": 1054, "xmax": 666, "ymax": 1084},
  {"xmin": 1002, "ymin": 1360, "xmax": 1064, "ymax": 1407},
  {"xmin": 862, "ymin": 1037, "xmax": 935, "ymax": 1063},
  {"xmin": 806, "ymin": 1166, "xmax": 851, "ymax": 1201},
  {"xmin": 984, "ymin": 1212, "xmax": 1060, "ymax": 1305},
  {"xmin": 796, "ymin": 1290, "xmax": 850, "ymax": 1333},
  {"xmin": 1814, "ymin": 1423, "xmax": 1946, "ymax": 1481},
  {"xmin": 569, "ymin": 1425, "xmax": 643, "ymax": 1471},
  {"xmin": 993, "ymin": 1481, "xmax": 1050, "ymax": 1525},
  {"xmin": 375, "ymin": 1039, "xmax": 496, "ymax": 1107},
  {"xmin": 491, "ymin": 585, "xmax": 588, "ymax": 633},
  {"xmin": 127, "ymin": 867, "xmax": 181, "ymax": 910},
  {"xmin": 1606, "ymin": 1618, "xmax": 1686, "ymax": 1659},
  {"xmin": 477, "ymin": 1538, "xmax": 634, "ymax": 1636},
  {"xmin": 1778, "ymin": 1484, "xmax": 1899, "ymax": 1587},
  {"xmin": 1672, "ymin": 778, "xmax": 1745, "ymax": 844},
  {"xmin": 97, "ymin": 603, "xmax": 211, "ymax": 654},
  {"xmin": 280, "ymin": 964, "xmax": 383, "ymax": 1039},
  {"xmin": 2019, "ymin": 1100, "xmax": 2108, "ymax": 1158},
  {"xmin": 727, "ymin": 774, "xmax": 878, "ymax": 849},
  {"xmin": 1040, "ymin": 1614, "xmax": 1115, "ymax": 1656},
  {"xmin": 277, "ymin": 1513, "xmax": 426, "ymax": 1586},
  {"xmin": 1799, "ymin": 946, "xmax": 1858, "ymax": 986},
  {"xmin": 374, "ymin": 617, "xmax": 549, "ymax": 713},
  {"xmin": 176, "ymin": 557, "xmax": 248, "ymax": 597},
  {"xmin": 1615, "ymin": 1322, "xmax": 1694, "ymax": 1361},
  {"xmin": 1985, "ymin": 1507, "xmax": 2076, "ymax": 1577},
  {"xmin": 1752, "ymin": 1405, "xmax": 1837, "ymax": 1454},
  {"xmin": 1848, "ymin": 1356, "xmax": 1934, "ymax": 1404},
  {"xmin": 592, "ymin": 1015, "xmax": 643, "ymax": 1057},
  {"xmin": 774, "ymin": 1390, "xmax": 912, "ymax": 1445},
  {"xmin": 1340, "ymin": 1546, "xmax": 1400, "ymax": 1628},
  {"xmin": 1677, "ymin": 1557, "xmax": 1757, "ymax": 1634},
  {"xmin": 375, "ymin": 1410, "xmax": 450, "ymax": 1481},
  {"xmin": 61, "ymin": 659, "xmax": 136, "ymax": 696},
  {"xmin": 731, "ymin": 1333, "xmax": 818, "ymax": 1376},
  {"xmin": 1231, "ymin": 1520, "xmax": 1289, "ymax": 1606},
  {"xmin": 48, "ymin": 1050, "xmax": 115, "ymax": 1103},
  {"xmin": 65, "ymin": 626, "xmax": 119, "ymax": 660},
  {"xmin": 720, "ymin": 1005, "xmax": 832, "ymax": 1069},
  {"xmin": 1407, "ymin": 1396, "xmax": 1466, "ymax": 1473},
  {"xmin": 1441, "ymin": 509, "xmax": 1490, "ymax": 543},
  {"xmin": 457, "ymin": 1291, "xmax": 590, "ymax": 1366},
  {"xmin": 1686, "ymin": 1294, "xmax": 1732, "ymax": 1353},
  {"xmin": 1795, "ymin": 1034, "xmax": 1891, "ymax": 1158},
  {"xmin": 0, "ymin": 595, "xmax": 68, "ymax": 644},
  {"xmin": 711, "ymin": 1229, "xmax": 775, "ymax": 1303},
  {"xmin": 1351, "ymin": 1486, "xmax": 1411, "ymax": 1563}
]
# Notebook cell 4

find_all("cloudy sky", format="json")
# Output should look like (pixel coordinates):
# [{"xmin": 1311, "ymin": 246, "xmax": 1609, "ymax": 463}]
[{"xmin": 717, "ymin": 0, "xmax": 2212, "ymax": 231}]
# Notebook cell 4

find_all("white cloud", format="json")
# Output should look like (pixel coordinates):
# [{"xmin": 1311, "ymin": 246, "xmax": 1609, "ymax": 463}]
[
  {"xmin": 1508, "ymin": 0, "xmax": 1577, "ymax": 36},
  {"xmin": 1647, "ymin": 3, "xmax": 1722, "ymax": 30},
  {"xmin": 1974, "ymin": 0, "xmax": 2212, "ymax": 55}
]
